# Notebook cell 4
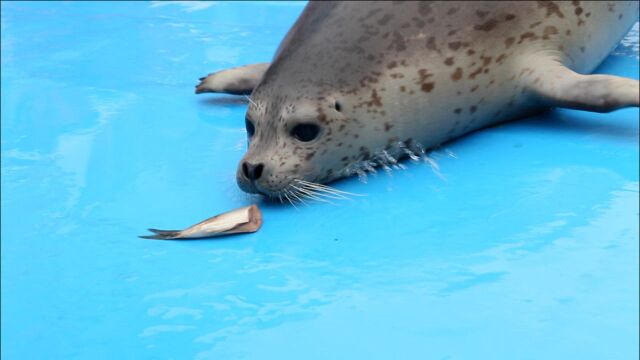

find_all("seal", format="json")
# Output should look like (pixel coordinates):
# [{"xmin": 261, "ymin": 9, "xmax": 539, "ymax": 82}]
[{"xmin": 196, "ymin": 1, "xmax": 640, "ymax": 200}]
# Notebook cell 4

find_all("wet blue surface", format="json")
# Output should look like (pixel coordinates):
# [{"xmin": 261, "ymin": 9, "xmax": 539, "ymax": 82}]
[{"xmin": 2, "ymin": 2, "xmax": 638, "ymax": 359}]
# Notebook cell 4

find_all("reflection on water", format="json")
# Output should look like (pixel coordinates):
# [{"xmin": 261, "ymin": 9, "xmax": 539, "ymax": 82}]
[
  {"xmin": 150, "ymin": 1, "xmax": 218, "ymax": 13},
  {"xmin": 613, "ymin": 21, "xmax": 640, "ymax": 58},
  {"xmin": 52, "ymin": 91, "xmax": 137, "ymax": 230},
  {"xmin": 180, "ymin": 182, "xmax": 637, "ymax": 359}
]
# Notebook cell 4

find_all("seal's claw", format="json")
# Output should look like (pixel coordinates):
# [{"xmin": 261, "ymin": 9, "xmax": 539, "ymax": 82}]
[{"xmin": 195, "ymin": 78, "xmax": 211, "ymax": 94}]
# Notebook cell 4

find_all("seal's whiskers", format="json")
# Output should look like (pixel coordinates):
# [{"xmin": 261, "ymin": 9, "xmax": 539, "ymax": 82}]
[
  {"xmin": 243, "ymin": 95, "xmax": 257, "ymax": 107},
  {"xmin": 287, "ymin": 191, "xmax": 302, "ymax": 205},
  {"xmin": 282, "ymin": 190, "xmax": 297, "ymax": 208},
  {"xmin": 296, "ymin": 179, "xmax": 364, "ymax": 197},
  {"xmin": 341, "ymin": 142, "xmax": 456, "ymax": 183},
  {"xmin": 291, "ymin": 184, "xmax": 337, "ymax": 205},
  {"xmin": 276, "ymin": 179, "xmax": 365, "ymax": 205}
]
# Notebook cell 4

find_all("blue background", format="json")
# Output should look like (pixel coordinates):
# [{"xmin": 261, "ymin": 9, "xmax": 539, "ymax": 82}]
[{"xmin": 2, "ymin": 2, "xmax": 638, "ymax": 359}]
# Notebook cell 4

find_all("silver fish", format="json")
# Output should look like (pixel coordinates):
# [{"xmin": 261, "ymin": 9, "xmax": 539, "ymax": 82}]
[{"xmin": 140, "ymin": 205, "xmax": 262, "ymax": 240}]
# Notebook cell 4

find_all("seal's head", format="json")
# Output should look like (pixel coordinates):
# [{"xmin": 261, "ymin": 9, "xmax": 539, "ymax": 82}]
[{"xmin": 236, "ymin": 88, "xmax": 353, "ymax": 198}]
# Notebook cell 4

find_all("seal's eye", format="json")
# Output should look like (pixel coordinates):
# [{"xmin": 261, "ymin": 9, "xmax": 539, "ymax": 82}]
[
  {"xmin": 291, "ymin": 123, "xmax": 320, "ymax": 142},
  {"xmin": 245, "ymin": 118, "xmax": 255, "ymax": 138}
]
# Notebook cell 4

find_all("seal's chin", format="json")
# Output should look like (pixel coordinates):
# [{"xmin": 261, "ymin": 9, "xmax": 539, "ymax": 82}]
[
  {"xmin": 236, "ymin": 175, "xmax": 258, "ymax": 194},
  {"xmin": 253, "ymin": 183, "xmax": 285, "ymax": 199}
]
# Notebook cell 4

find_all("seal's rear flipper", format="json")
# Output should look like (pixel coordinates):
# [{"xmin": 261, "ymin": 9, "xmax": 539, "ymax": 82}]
[
  {"xmin": 195, "ymin": 63, "xmax": 270, "ymax": 95},
  {"xmin": 527, "ymin": 59, "xmax": 639, "ymax": 113}
]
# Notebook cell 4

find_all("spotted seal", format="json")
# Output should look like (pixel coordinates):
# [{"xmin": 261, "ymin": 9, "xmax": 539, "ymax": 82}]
[{"xmin": 196, "ymin": 1, "xmax": 639, "ymax": 199}]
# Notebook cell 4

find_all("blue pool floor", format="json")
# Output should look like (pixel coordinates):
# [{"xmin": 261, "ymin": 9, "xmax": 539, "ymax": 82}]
[{"xmin": 1, "ymin": 2, "xmax": 639, "ymax": 359}]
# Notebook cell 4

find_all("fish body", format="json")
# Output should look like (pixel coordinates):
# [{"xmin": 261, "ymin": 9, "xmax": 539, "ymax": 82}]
[{"xmin": 140, "ymin": 205, "xmax": 262, "ymax": 240}]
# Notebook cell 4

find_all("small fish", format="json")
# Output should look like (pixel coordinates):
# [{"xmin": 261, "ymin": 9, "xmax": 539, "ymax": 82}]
[{"xmin": 140, "ymin": 205, "xmax": 262, "ymax": 240}]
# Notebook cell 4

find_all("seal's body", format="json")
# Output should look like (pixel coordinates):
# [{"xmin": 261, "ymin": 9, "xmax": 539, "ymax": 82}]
[{"xmin": 196, "ymin": 1, "xmax": 639, "ymax": 198}]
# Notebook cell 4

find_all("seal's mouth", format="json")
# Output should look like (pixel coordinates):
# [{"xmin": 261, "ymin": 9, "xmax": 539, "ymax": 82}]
[
  {"xmin": 236, "ymin": 174, "xmax": 293, "ymax": 199},
  {"xmin": 254, "ymin": 183, "xmax": 284, "ymax": 199},
  {"xmin": 249, "ymin": 179, "xmax": 299, "ymax": 201}
]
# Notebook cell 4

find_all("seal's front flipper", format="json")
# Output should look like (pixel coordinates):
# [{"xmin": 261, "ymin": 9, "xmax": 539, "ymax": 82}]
[
  {"xmin": 527, "ymin": 59, "xmax": 639, "ymax": 113},
  {"xmin": 195, "ymin": 63, "xmax": 270, "ymax": 95}
]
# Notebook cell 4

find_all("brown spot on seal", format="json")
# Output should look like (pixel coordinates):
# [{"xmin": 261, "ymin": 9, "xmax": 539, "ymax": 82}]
[
  {"xmin": 537, "ymin": 1, "xmax": 564, "ymax": 18},
  {"xmin": 377, "ymin": 13, "xmax": 394, "ymax": 26},
  {"xmin": 474, "ymin": 18, "xmax": 499, "ymax": 31},
  {"xmin": 451, "ymin": 67, "xmax": 463, "ymax": 81},
  {"xmin": 416, "ymin": 68, "xmax": 432, "ymax": 82},
  {"xmin": 542, "ymin": 25, "xmax": 558, "ymax": 39},
  {"xmin": 389, "ymin": 31, "xmax": 407, "ymax": 51},
  {"xmin": 505, "ymin": 37, "xmax": 515, "ymax": 48},
  {"xmin": 418, "ymin": 2, "xmax": 432, "ymax": 16},
  {"xmin": 421, "ymin": 83, "xmax": 435, "ymax": 92},
  {"xmin": 426, "ymin": 36, "xmax": 437, "ymax": 50},
  {"xmin": 469, "ymin": 67, "xmax": 483, "ymax": 79},
  {"xmin": 448, "ymin": 41, "xmax": 462, "ymax": 50},
  {"xmin": 518, "ymin": 32, "xmax": 539, "ymax": 43},
  {"xmin": 444, "ymin": 57, "xmax": 455, "ymax": 66},
  {"xmin": 359, "ymin": 8, "xmax": 383, "ymax": 22},
  {"xmin": 412, "ymin": 17, "xmax": 426, "ymax": 28},
  {"xmin": 370, "ymin": 89, "xmax": 382, "ymax": 107}
]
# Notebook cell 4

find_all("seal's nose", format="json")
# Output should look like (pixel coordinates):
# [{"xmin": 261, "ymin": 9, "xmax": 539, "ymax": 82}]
[{"xmin": 242, "ymin": 162, "xmax": 264, "ymax": 181}]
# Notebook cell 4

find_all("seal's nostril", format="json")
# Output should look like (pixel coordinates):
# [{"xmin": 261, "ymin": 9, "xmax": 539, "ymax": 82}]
[
  {"xmin": 242, "ymin": 162, "xmax": 250, "ymax": 179},
  {"xmin": 254, "ymin": 164, "xmax": 264, "ymax": 180},
  {"xmin": 243, "ymin": 162, "xmax": 264, "ymax": 181}
]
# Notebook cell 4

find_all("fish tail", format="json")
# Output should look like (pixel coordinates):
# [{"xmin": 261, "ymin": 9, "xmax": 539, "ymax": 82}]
[
  {"xmin": 148, "ymin": 228, "xmax": 180, "ymax": 235},
  {"xmin": 139, "ymin": 229, "xmax": 182, "ymax": 240}
]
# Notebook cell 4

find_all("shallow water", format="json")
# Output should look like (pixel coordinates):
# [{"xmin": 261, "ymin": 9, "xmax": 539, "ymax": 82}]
[{"xmin": 1, "ymin": 2, "xmax": 638, "ymax": 359}]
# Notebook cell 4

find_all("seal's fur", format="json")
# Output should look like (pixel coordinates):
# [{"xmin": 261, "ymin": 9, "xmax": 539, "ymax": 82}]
[{"xmin": 197, "ymin": 1, "xmax": 639, "ymax": 198}]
